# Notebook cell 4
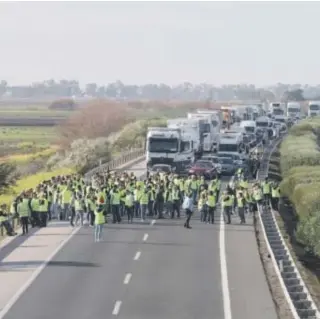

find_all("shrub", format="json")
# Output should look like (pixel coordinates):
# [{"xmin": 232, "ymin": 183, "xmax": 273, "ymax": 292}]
[
  {"xmin": 49, "ymin": 137, "xmax": 111, "ymax": 174},
  {"xmin": 58, "ymin": 100, "xmax": 129, "ymax": 147},
  {"xmin": 279, "ymin": 118, "xmax": 320, "ymax": 256},
  {"xmin": 49, "ymin": 98, "xmax": 77, "ymax": 110},
  {"xmin": 113, "ymin": 118, "xmax": 167, "ymax": 150}
]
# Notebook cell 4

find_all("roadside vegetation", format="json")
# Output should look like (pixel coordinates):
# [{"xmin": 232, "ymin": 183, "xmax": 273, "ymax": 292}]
[
  {"xmin": 271, "ymin": 117, "xmax": 320, "ymax": 306},
  {"xmin": 0, "ymin": 99, "xmax": 204, "ymax": 206}
]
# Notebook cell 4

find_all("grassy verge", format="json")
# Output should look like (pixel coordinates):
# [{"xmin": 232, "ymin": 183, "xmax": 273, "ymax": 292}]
[
  {"xmin": 0, "ymin": 166, "xmax": 75, "ymax": 207},
  {"xmin": 269, "ymin": 122, "xmax": 320, "ymax": 308}
]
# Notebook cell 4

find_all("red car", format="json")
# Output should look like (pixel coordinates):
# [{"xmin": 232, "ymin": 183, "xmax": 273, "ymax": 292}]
[{"xmin": 188, "ymin": 160, "xmax": 217, "ymax": 179}]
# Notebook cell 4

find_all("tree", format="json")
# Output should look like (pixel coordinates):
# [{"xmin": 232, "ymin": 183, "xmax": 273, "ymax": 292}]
[{"xmin": 282, "ymin": 89, "xmax": 305, "ymax": 102}]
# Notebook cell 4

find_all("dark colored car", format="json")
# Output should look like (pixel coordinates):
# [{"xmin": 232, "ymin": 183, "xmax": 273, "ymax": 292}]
[
  {"xmin": 218, "ymin": 157, "xmax": 237, "ymax": 176},
  {"xmin": 188, "ymin": 160, "xmax": 217, "ymax": 179}
]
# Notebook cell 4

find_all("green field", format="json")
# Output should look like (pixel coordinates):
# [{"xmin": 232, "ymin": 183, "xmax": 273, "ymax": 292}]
[
  {"xmin": 0, "ymin": 109, "xmax": 72, "ymax": 118},
  {"xmin": 0, "ymin": 126, "xmax": 57, "ymax": 142}
]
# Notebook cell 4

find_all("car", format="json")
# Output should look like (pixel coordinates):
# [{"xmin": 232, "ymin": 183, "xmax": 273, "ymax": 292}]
[
  {"xmin": 218, "ymin": 157, "xmax": 237, "ymax": 176},
  {"xmin": 217, "ymin": 152, "xmax": 247, "ymax": 165},
  {"xmin": 148, "ymin": 164, "xmax": 174, "ymax": 176},
  {"xmin": 188, "ymin": 160, "xmax": 218, "ymax": 179},
  {"xmin": 200, "ymin": 155, "xmax": 222, "ymax": 175}
]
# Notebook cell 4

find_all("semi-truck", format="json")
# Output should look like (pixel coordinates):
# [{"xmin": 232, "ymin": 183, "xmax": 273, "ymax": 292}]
[
  {"xmin": 146, "ymin": 127, "xmax": 195, "ymax": 172},
  {"xmin": 308, "ymin": 101, "xmax": 320, "ymax": 117},
  {"xmin": 167, "ymin": 118, "xmax": 205, "ymax": 157},
  {"xmin": 187, "ymin": 112, "xmax": 220, "ymax": 152},
  {"xmin": 286, "ymin": 102, "xmax": 301, "ymax": 119}
]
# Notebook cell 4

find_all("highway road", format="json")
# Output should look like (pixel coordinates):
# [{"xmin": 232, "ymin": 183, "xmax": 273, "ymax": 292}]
[{"xmin": 0, "ymin": 160, "xmax": 277, "ymax": 319}]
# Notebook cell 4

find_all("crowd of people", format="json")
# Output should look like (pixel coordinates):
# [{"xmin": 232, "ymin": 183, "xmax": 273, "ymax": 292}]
[{"xmin": 0, "ymin": 164, "xmax": 281, "ymax": 241}]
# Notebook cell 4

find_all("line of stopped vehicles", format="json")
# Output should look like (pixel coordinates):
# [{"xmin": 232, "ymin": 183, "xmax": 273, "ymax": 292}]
[{"xmin": 146, "ymin": 100, "xmax": 317, "ymax": 178}]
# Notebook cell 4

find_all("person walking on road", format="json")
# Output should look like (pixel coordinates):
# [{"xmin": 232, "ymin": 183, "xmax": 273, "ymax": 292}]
[
  {"xmin": 182, "ymin": 190, "xmax": 193, "ymax": 229},
  {"xmin": 17, "ymin": 194, "xmax": 31, "ymax": 235},
  {"xmin": 94, "ymin": 205, "xmax": 105, "ymax": 242}
]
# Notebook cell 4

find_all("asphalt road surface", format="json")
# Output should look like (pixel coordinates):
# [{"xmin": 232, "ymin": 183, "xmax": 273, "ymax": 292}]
[{"xmin": 1, "ymin": 161, "xmax": 277, "ymax": 319}]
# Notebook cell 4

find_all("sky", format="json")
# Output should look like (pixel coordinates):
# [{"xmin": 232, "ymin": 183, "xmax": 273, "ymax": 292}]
[{"xmin": 0, "ymin": 1, "xmax": 319, "ymax": 87}]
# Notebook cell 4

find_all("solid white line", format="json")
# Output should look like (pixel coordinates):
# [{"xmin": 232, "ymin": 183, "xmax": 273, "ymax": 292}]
[
  {"xmin": 219, "ymin": 184, "xmax": 232, "ymax": 319},
  {"xmin": 151, "ymin": 219, "xmax": 156, "ymax": 226},
  {"xmin": 0, "ymin": 226, "xmax": 82, "ymax": 319},
  {"xmin": 123, "ymin": 273, "xmax": 132, "ymax": 284},
  {"xmin": 134, "ymin": 251, "xmax": 141, "ymax": 260},
  {"xmin": 143, "ymin": 233, "xmax": 148, "ymax": 241},
  {"xmin": 112, "ymin": 301, "xmax": 122, "ymax": 315}
]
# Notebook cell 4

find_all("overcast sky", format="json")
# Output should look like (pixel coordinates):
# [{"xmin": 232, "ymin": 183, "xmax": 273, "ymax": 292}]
[{"xmin": 0, "ymin": 1, "xmax": 318, "ymax": 87}]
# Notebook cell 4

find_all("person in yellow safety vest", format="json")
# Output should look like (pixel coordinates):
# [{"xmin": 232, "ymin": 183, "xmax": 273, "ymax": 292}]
[
  {"xmin": 74, "ymin": 194, "xmax": 85, "ymax": 227},
  {"xmin": 221, "ymin": 190, "xmax": 232, "ymax": 224},
  {"xmin": 30, "ymin": 193, "xmax": 40, "ymax": 227},
  {"xmin": 206, "ymin": 190, "xmax": 216, "ymax": 224},
  {"xmin": 171, "ymin": 185, "xmax": 180, "ymax": 219},
  {"xmin": 17, "ymin": 194, "xmax": 31, "ymax": 235},
  {"xmin": 110, "ymin": 185, "xmax": 121, "ymax": 224},
  {"xmin": 38, "ymin": 196, "xmax": 48, "ymax": 227},
  {"xmin": 139, "ymin": 188, "xmax": 149, "ymax": 221},
  {"xmin": 61, "ymin": 185, "xmax": 73, "ymax": 221},
  {"xmin": 261, "ymin": 177, "xmax": 271, "ymax": 203},
  {"xmin": 271, "ymin": 182, "xmax": 281, "ymax": 211},
  {"xmin": 236, "ymin": 191, "xmax": 246, "ymax": 224},
  {"xmin": 0, "ymin": 203, "xmax": 16, "ymax": 236},
  {"xmin": 253, "ymin": 184, "xmax": 263, "ymax": 211},
  {"xmin": 94, "ymin": 204, "xmax": 105, "ymax": 242},
  {"xmin": 198, "ymin": 192, "xmax": 206, "ymax": 223},
  {"xmin": 189, "ymin": 176, "xmax": 198, "ymax": 204},
  {"xmin": 125, "ymin": 189, "xmax": 134, "ymax": 223}
]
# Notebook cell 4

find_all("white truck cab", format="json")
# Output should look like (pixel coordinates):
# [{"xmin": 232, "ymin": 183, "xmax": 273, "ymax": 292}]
[{"xmin": 308, "ymin": 101, "xmax": 320, "ymax": 117}]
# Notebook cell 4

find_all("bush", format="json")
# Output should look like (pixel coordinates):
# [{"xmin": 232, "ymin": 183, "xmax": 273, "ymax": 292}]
[
  {"xmin": 279, "ymin": 118, "xmax": 320, "ymax": 255},
  {"xmin": 113, "ymin": 118, "xmax": 167, "ymax": 150},
  {"xmin": 49, "ymin": 137, "xmax": 111, "ymax": 174},
  {"xmin": 58, "ymin": 100, "xmax": 129, "ymax": 147},
  {"xmin": 49, "ymin": 98, "xmax": 77, "ymax": 110}
]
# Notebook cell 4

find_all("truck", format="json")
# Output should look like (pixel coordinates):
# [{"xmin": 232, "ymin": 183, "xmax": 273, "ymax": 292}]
[
  {"xmin": 167, "ymin": 118, "xmax": 205, "ymax": 157},
  {"xmin": 196, "ymin": 109, "xmax": 222, "ymax": 129},
  {"xmin": 146, "ymin": 127, "xmax": 195, "ymax": 173},
  {"xmin": 187, "ymin": 112, "xmax": 220, "ymax": 152},
  {"xmin": 269, "ymin": 102, "xmax": 286, "ymax": 117},
  {"xmin": 308, "ymin": 101, "xmax": 320, "ymax": 117},
  {"xmin": 286, "ymin": 102, "xmax": 301, "ymax": 119}
]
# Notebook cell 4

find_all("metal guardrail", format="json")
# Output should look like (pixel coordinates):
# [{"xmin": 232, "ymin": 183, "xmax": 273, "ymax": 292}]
[
  {"xmin": 84, "ymin": 148, "xmax": 145, "ymax": 179},
  {"xmin": 0, "ymin": 148, "xmax": 145, "ymax": 237},
  {"xmin": 257, "ymin": 138, "xmax": 320, "ymax": 319}
]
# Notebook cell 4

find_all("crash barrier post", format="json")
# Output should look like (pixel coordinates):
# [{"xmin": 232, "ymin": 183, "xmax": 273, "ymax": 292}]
[
  {"xmin": 256, "ymin": 138, "xmax": 320, "ymax": 318},
  {"xmin": 0, "ymin": 148, "xmax": 145, "ymax": 237}
]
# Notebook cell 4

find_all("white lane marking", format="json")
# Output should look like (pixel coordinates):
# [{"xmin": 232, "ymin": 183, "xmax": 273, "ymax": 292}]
[
  {"xmin": 123, "ymin": 273, "xmax": 132, "ymax": 284},
  {"xmin": 219, "ymin": 184, "xmax": 233, "ymax": 319},
  {"xmin": 0, "ymin": 226, "xmax": 82, "ymax": 319},
  {"xmin": 112, "ymin": 301, "xmax": 122, "ymax": 315},
  {"xmin": 151, "ymin": 219, "xmax": 156, "ymax": 226},
  {"xmin": 134, "ymin": 251, "xmax": 141, "ymax": 260},
  {"xmin": 143, "ymin": 233, "xmax": 148, "ymax": 241}
]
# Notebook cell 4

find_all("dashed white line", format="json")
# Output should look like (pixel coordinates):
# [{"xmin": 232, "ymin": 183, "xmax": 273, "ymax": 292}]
[
  {"xmin": 143, "ymin": 233, "xmax": 149, "ymax": 241},
  {"xmin": 151, "ymin": 219, "xmax": 156, "ymax": 226},
  {"xmin": 123, "ymin": 273, "xmax": 132, "ymax": 284},
  {"xmin": 134, "ymin": 251, "xmax": 141, "ymax": 260},
  {"xmin": 112, "ymin": 301, "xmax": 122, "ymax": 315}
]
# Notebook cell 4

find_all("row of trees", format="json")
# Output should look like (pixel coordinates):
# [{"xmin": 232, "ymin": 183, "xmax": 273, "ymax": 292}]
[{"xmin": 1, "ymin": 79, "xmax": 320, "ymax": 101}]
